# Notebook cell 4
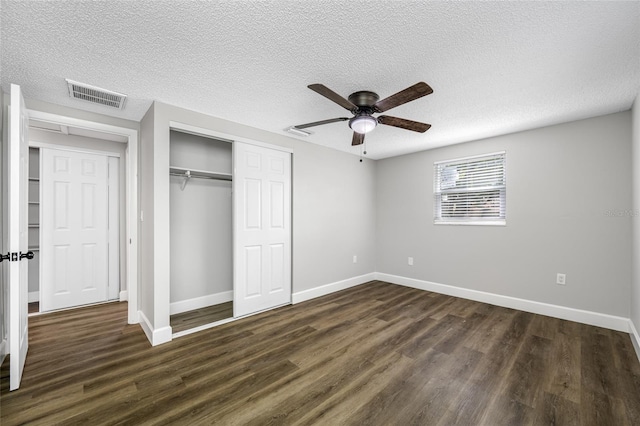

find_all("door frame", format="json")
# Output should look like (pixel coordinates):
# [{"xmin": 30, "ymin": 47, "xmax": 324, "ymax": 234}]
[
  {"xmin": 35, "ymin": 144, "xmax": 121, "ymax": 310},
  {"xmin": 27, "ymin": 109, "xmax": 139, "ymax": 324},
  {"xmin": 166, "ymin": 121, "xmax": 293, "ymax": 336}
]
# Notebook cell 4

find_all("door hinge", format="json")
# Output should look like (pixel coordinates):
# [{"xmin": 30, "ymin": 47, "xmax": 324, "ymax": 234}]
[{"xmin": 0, "ymin": 251, "xmax": 34, "ymax": 262}]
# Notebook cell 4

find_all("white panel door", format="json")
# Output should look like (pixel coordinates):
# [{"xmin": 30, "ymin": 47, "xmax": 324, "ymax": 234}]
[
  {"xmin": 234, "ymin": 142, "xmax": 291, "ymax": 317},
  {"xmin": 41, "ymin": 148, "xmax": 109, "ymax": 311},
  {"xmin": 7, "ymin": 84, "xmax": 31, "ymax": 390}
]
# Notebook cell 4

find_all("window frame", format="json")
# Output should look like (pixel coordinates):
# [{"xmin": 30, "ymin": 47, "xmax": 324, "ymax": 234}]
[{"xmin": 433, "ymin": 151, "xmax": 506, "ymax": 226}]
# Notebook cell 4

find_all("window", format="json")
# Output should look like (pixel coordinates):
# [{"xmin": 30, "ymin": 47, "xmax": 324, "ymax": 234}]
[{"xmin": 434, "ymin": 151, "xmax": 506, "ymax": 225}]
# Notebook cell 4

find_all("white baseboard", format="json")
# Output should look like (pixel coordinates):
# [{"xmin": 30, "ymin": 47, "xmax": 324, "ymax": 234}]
[
  {"xmin": 376, "ymin": 273, "xmax": 630, "ymax": 333},
  {"xmin": 138, "ymin": 311, "xmax": 172, "ymax": 346},
  {"xmin": 170, "ymin": 291, "xmax": 233, "ymax": 315},
  {"xmin": 629, "ymin": 320, "xmax": 640, "ymax": 363},
  {"xmin": 119, "ymin": 290, "xmax": 128, "ymax": 302},
  {"xmin": 28, "ymin": 291, "xmax": 39, "ymax": 303},
  {"xmin": 292, "ymin": 272, "xmax": 376, "ymax": 304}
]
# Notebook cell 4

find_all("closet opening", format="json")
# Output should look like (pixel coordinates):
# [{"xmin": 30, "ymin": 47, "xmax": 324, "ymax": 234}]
[
  {"xmin": 26, "ymin": 120, "xmax": 128, "ymax": 316},
  {"xmin": 169, "ymin": 130, "xmax": 233, "ymax": 335}
]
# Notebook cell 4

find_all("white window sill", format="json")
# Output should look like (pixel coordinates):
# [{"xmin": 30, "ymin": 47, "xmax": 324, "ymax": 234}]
[{"xmin": 434, "ymin": 220, "xmax": 506, "ymax": 226}]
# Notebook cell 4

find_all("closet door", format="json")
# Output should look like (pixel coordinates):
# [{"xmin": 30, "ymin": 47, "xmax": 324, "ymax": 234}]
[
  {"xmin": 233, "ymin": 142, "xmax": 291, "ymax": 317},
  {"xmin": 40, "ymin": 148, "xmax": 109, "ymax": 311}
]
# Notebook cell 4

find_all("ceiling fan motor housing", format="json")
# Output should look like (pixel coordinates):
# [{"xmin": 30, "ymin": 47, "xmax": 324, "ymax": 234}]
[{"xmin": 348, "ymin": 90, "xmax": 379, "ymax": 109}]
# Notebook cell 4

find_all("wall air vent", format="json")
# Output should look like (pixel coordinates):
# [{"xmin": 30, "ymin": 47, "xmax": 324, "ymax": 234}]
[{"xmin": 65, "ymin": 79, "xmax": 127, "ymax": 109}]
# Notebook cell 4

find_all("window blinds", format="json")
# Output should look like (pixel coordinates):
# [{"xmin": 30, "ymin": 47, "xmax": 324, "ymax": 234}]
[{"xmin": 434, "ymin": 151, "xmax": 506, "ymax": 224}]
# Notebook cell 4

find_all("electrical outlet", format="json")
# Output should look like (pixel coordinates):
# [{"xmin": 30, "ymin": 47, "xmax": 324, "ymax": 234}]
[
  {"xmin": 353, "ymin": 255, "xmax": 357, "ymax": 264},
  {"xmin": 408, "ymin": 257, "xmax": 414, "ymax": 266},
  {"xmin": 556, "ymin": 273, "xmax": 566, "ymax": 285}
]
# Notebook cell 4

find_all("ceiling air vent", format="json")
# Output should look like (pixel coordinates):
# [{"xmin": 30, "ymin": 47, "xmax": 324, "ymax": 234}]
[{"xmin": 66, "ymin": 79, "xmax": 127, "ymax": 109}]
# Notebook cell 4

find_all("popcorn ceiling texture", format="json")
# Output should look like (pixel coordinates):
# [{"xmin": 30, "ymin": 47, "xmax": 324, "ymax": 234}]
[{"xmin": 1, "ymin": 1, "xmax": 639, "ymax": 159}]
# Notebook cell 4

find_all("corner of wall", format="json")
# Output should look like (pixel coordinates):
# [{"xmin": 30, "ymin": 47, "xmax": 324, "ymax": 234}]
[
  {"xmin": 138, "ymin": 310, "xmax": 172, "ymax": 346},
  {"xmin": 631, "ymin": 93, "xmax": 640, "ymax": 362}
]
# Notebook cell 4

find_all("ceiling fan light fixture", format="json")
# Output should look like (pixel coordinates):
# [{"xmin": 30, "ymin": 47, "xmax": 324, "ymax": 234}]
[{"xmin": 349, "ymin": 115, "xmax": 377, "ymax": 134}]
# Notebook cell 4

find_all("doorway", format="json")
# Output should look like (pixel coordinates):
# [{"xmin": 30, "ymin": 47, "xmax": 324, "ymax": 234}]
[
  {"xmin": 169, "ymin": 129, "xmax": 234, "ymax": 334},
  {"xmin": 30, "ymin": 145, "xmax": 121, "ymax": 312},
  {"xmin": 26, "ymin": 111, "xmax": 138, "ymax": 324},
  {"xmin": 165, "ymin": 122, "xmax": 293, "ymax": 339}
]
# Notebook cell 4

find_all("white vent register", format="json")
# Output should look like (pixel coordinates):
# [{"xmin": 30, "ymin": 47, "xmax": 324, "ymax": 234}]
[{"xmin": 66, "ymin": 79, "xmax": 127, "ymax": 109}]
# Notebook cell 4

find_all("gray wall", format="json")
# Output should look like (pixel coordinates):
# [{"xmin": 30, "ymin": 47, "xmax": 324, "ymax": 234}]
[
  {"xmin": 632, "ymin": 97, "xmax": 640, "ymax": 331},
  {"xmin": 376, "ymin": 112, "xmax": 632, "ymax": 317},
  {"xmin": 140, "ymin": 104, "xmax": 155, "ymax": 323}
]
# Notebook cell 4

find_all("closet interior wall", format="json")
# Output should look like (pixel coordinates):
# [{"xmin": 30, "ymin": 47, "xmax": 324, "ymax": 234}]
[{"xmin": 169, "ymin": 130, "xmax": 232, "ymax": 314}]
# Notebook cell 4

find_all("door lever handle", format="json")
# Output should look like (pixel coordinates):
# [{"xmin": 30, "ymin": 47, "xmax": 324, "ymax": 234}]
[
  {"xmin": 0, "ymin": 253, "xmax": 9, "ymax": 263},
  {"xmin": 20, "ymin": 251, "xmax": 34, "ymax": 260}
]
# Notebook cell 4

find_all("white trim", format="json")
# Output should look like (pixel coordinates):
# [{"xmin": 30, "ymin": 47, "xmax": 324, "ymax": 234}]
[
  {"xmin": 27, "ymin": 110, "xmax": 133, "ymax": 137},
  {"xmin": 119, "ymin": 290, "xmax": 128, "ymax": 301},
  {"xmin": 170, "ymin": 291, "xmax": 233, "ymax": 315},
  {"xmin": 434, "ymin": 150, "xmax": 506, "ymax": 165},
  {"xmin": 434, "ymin": 220, "xmax": 506, "ymax": 226},
  {"xmin": 29, "ymin": 141, "xmax": 121, "ymax": 158},
  {"xmin": 292, "ymin": 273, "xmax": 376, "ymax": 304},
  {"xmin": 629, "ymin": 320, "xmax": 640, "ymax": 363},
  {"xmin": 138, "ymin": 311, "xmax": 172, "ymax": 346},
  {"xmin": 28, "ymin": 291, "xmax": 39, "ymax": 303},
  {"xmin": 376, "ymin": 273, "xmax": 630, "ymax": 332},
  {"xmin": 172, "ymin": 316, "xmax": 237, "ymax": 338},
  {"xmin": 27, "ymin": 108, "xmax": 139, "ymax": 325},
  {"xmin": 168, "ymin": 121, "xmax": 294, "ymax": 154}
]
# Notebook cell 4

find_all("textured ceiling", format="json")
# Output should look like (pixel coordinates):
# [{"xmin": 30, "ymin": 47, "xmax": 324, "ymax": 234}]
[{"xmin": 2, "ymin": 1, "xmax": 639, "ymax": 159}]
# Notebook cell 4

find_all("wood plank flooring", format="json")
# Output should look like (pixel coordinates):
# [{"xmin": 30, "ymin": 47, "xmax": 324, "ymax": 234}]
[
  {"xmin": 1, "ymin": 281, "xmax": 639, "ymax": 425},
  {"xmin": 170, "ymin": 301, "xmax": 233, "ymax": 334}
]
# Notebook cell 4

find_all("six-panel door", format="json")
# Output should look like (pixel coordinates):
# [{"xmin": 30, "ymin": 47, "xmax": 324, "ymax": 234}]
[
  {"xmin": 233, "ymin": 142, "xmax": 291, "ymax": 317},
  {"xmin": 40, "ymin": 148, "xmax": 109, "ymax": 311}
]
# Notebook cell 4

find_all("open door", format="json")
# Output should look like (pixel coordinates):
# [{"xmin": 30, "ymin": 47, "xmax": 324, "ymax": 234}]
[
  {"xmin": 233, "ymin": 142, "xmax": 291, "ymax": 317},
  {"xmin": 6, "ymin": 84, "xmax": 32, "ymax": 390}
]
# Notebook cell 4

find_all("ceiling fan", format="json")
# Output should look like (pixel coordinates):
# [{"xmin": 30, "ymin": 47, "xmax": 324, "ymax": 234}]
[{"xmin": 291, "ymin": 82, "xmax": 433, "ymax": 146}]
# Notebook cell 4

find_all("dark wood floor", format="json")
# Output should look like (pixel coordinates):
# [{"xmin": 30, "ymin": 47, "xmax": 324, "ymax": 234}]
[
  {"xmin": 170, "ymin": 301, "xmax": 234, "ymax": 334},
  {"xmin": 2, "ymin": 281, "xmax": 639, "ymax": 425}
]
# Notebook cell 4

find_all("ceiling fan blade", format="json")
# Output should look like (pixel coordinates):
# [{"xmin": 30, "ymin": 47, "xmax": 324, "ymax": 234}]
[
  {"xmin": 352, "ymin": 132, "xmax": 365, "ymax": 146},
  {"xmin": 308, "ymin": 84, "xmax": 358, "ymax": 112},
  {"xmin": 378, "ymin": 115, "xmax": 431, "ymax": 133},
  {"xmin": 293, "ymin": 117, "xmax": 349, "ymax": 130},
  {"xmin": 374, "ymin": 82, "xmax": 433, "ymax": 113}
]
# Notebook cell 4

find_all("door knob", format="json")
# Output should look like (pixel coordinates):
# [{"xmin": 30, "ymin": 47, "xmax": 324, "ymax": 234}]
[{"xmin": 19, "ymin": 251, "xmax": 34, "ymax": 260}]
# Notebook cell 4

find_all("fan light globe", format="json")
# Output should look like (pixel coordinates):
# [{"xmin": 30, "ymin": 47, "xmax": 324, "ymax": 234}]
[{"xmin": 349, "ymin": 115, "xmax": 377, "ymax": 134}]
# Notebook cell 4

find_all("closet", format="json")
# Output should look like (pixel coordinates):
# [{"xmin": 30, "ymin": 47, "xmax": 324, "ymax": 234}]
[
  {"xmin": 25, "ymin": 124, "xmax": 125, "ymax": 314},
  {"xmin": 27, "ymin": 148, "xmax": 40, "ymax": 311},
  {"xmin": 169, "ymin": 130, "xmax": 233, "ymax": 333}
]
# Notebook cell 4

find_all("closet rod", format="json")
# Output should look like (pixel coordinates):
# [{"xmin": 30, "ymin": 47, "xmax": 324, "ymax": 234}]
[{"xmin": 169, "ymin": 171, "xmax": 232, "ymax": 182}]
